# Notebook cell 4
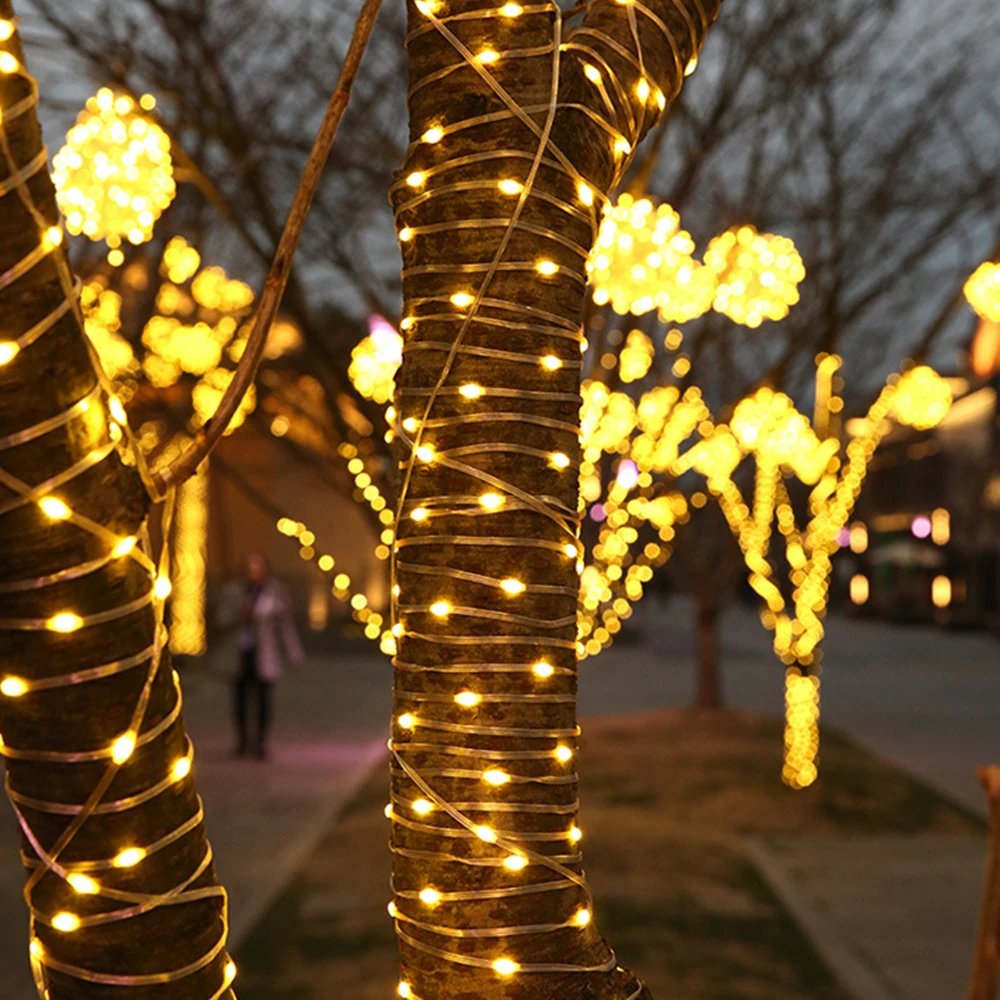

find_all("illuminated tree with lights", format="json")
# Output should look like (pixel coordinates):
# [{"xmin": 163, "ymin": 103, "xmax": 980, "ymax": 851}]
[
  {"xmin": 679, "ymin": 360, "xmax": 953, "ymax": 787},
  {"xmin": 386, "ymin": 0, "xmax": 721, "ymax": 995},
  {"xmin": 0, "ymin": 9, "xmax": 234, "ymax": 997}
]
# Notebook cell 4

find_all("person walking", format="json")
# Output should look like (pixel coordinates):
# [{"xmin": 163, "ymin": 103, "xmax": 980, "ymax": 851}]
[{"xmin": 234, "ymin": 553, "xmax": 305, "ymax": 759}]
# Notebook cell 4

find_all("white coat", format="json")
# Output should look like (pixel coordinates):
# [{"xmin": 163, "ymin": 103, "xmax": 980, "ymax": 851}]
[{"xmin": 243, "ymin": 580, "xmax": 305, "ymax": 682}]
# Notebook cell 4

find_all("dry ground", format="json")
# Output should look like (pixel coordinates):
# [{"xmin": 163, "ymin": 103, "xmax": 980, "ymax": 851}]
[{"xmin": 234, "ymin": 710, "xmax": 980, "ymax": 999}]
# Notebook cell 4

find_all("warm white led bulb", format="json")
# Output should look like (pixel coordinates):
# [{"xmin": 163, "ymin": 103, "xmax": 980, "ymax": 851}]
[
  {"xmin": 498, "ymin": 178, "xmax": 523, "ymax": 195},
  {"xmin": 402, "ymin": 417, "xmax": 420, "ymax": 432},
  {"xmin": 406, "ymin": 171, "xmax": 426, "ymax": 188},
  {"xmin": 500, "ymin": 578, "xmax": 525, "ymax": 595},
  {"xmin": 574, "ymin": 907, "xmax": 592, "ymax": 927},
  {"xmin": 499, "ymin": 1, "xmax": 523, "ymax": 14},
  {"xmin": 47, "ymin": 612, "xmax": 83, "ymax": 633},
  {"xmin": 419, "ymin": 887, "xmax": 442, "ymax": 905},
  {"xmin": 416, "ymin": 445, "xmax": 436, "ymax": 463},
  {"xmin": 541, "ymin": 354, "xmax": 563, "ymax": 371},
  {"xmin": 113, "ymin": 536, "xmax": 137, "ymax": 558},
  {"xmin": 398, "ymin": 713, "xmax": 417, "ymax": 730},
  {"xmin": 536, "ymin": 260, "xmax": 558, "ymax": 277},
  {"xmin": 398, "ymin": 983, "xmax": 412, "ymax": 999},
  {"xmin": 555, "ymin": 744, "xmax": 573, "ymax": 763},
  {"xmin": 399, "ymin": 227, "xmax": 414, "ymax": 242},
  {"xmin": 504, "ymin": 855, "xmax": 528, "ymax": 871},
  {"xmin": 113, "ymin": 847, "xmax": 146, "ymax": 868},
  {"xmin": 479, "ymin": 492, "xmax": 505, "ymax": 510},
  {"xmin": 224, "ymin": 960, "xmax": 237, "ymax": 986},
  {"xmin": 413, "ymin": 798, "xmax": 434, "ymax": 815},
  {"xmin": 582, "ymin": 63, "xmax": 602, "ymax": 84},
  {"xmin": 154, "ymin": 575, "xmax": 172, "ymax": 599},
  {"xmin": 636, "ymin": 78, "xmax": 650, "ymax": 100},
  {"xmin": 569, "ymin": 825, "xmax": 583, "ymax": 843},
  {"xmin": 1, "ymin": 676, "xmax": 28, "ymax": 698},
  {"xmin": 0, "ymin": 342, "xmax": 19, "ymax": 366},
  {"xmin": 475, "ymin": 825, "xmax": 498, "ymax": 843},
  {"xmin": 477, "ymin": 48, "xmax": 500, "ymax": 64},
  {"xmin": 172, "ymin": 756, "xmax": 192, "ymax": 780},
  {"xmin": 483, "ymin": 768, "xmax": 510, "ymax": 786},
  {"xmin": 577, "ymin": 181, "xmax": 594, "ymax": 207},
  {"xmin": 493, "ymin": 958, "xmax": 520, "ymax": 976},
  {"xmin": 455, "ymin": 690, "xmax": 481, "ymax": 707},
  {"xmin": 430, "ymin": 600, "xmax": 452, "ymax": 617},
  {"xmin": 450, "ymin": 291, "xmax": 474, "ymax": 308},
  {"xmin": 422, "ymin": 126, "xmax": 444, "ymax": 144},
  {"xmin": 411, "ymin": 507, "xmax": 429, "ymax": 522},
  {"xmin": 51, "ymin": 912, "xmax": 81, "ymax": 933},
  {"xmin": 459, "ymin": 383, "xmax": 484, "ymax": 399},
  {"xmin": 550, "ymin": 452, "xmax": 571, "ymax": 469},
  {"xmin": 111, "ymin": 732, "xmax": 137, "ymax": 765},
  {"xmin": 533, "ymin": 661, "xmax": 555, "ymax": 679},
  {"xmin": 67, "ymin": 873, "xmax": 100, "ymax": 895},
  {"xmin": 38, "ymin": 496, "xmax": 71, "ymax": 520},
  {"xmin": 685, "ymin": 53, "xmax": 699, "ymax": 76}
]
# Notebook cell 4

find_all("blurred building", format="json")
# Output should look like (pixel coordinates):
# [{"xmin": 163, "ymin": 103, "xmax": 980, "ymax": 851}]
[{"xmin": 841, "ymin": 374, "xmax": 1000, "ymax": 630}]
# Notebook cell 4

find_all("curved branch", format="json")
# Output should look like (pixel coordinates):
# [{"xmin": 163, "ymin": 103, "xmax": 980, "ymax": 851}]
[{"xmin": 151, "ymin": 0, "xmax": 384, "ymax": 496}]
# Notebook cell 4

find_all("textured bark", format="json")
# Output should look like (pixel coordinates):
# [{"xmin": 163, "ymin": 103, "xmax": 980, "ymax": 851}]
[
  {"xmin": 390, "ymin": 0, "xmax": 723, "ymax": 996},
  {"xmin": 968, "ymin": 766, "xmax": 1000, "ymax": 1000},
  {"xmin": 0, "ymin": 8, "xmax": 232, "ymax": 999},
  {"xmin": 693, "ymin": 593, "xmax": 722, "ymax": 710}
]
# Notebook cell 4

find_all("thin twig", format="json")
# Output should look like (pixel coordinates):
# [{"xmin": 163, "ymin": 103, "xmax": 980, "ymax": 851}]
[{"xmin": 151, "ymin": 0, "xmax": 384, "ymax": 496}]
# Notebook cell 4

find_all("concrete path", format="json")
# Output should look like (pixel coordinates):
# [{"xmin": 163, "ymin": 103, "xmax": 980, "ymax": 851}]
[
  {"xmin": 748, "ymin": 836, "xmax": 987, "ymax": 1000},
  {"xmin": 0, "ymin": 638, "xmax": 390, "ymax": 1000}
]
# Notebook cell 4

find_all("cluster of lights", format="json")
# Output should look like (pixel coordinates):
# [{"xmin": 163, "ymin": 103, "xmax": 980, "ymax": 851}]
[
  {"xmin": 0, "ymin": 33, "xmax": 235, "ymax": 996},
  {"xmin": 52, "ymin": 87, "xmax": 175, "ymax": 257},
  {"xmin": 348, "ymin": 314, "xmax": 404, "ymax": 404},
  {"xmin": 588, "ymin": 195, "xmax": 714, "ymax": 319},
  {"xmin": 703, "ymin": 225, "xmax": 806, "ymax": 328}
]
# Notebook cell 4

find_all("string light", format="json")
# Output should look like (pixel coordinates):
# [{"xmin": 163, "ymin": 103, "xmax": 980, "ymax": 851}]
[
  {"xmin": 690, "ymin": 358, "xmax": 953, "ymax": 786},
  {"xmin": 385, "ymin": 0, "xmax": 718, "ymax": 990}
]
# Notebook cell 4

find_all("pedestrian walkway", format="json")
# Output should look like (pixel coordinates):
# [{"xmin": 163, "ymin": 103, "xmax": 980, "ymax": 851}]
[
  {"xmin": 748, "ymin": 836, "xmax": 986, "ymax": 1000},
  {"xmin": 0, "ymin": 637, "xmax": 390, "ymax": 1000}
]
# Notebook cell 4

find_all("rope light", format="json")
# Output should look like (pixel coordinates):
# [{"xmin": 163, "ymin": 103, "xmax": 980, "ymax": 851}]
[
  {"xmin": 0, "ymin": 15, "xmax": 232, "ymax": 995},
  {"xmin": 387, "ymin": 0, "xmax": 718, "ymax": 992}
]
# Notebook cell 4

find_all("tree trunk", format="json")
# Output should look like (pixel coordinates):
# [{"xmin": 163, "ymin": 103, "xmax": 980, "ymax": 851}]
[
  {"xmin": 693, "ymin": 593, "xmax": 723, "ymax": 709},
  {"xmin": 0, "ymin": 9, "xmax": 232, "ymax": 998},
  {"xmin": 968, "ymin": 765, "xmax": 1000, "ymax": 1000},
  {"xmin": 388, "ymin": 0, "xmax": 722, "ymax": 996}
]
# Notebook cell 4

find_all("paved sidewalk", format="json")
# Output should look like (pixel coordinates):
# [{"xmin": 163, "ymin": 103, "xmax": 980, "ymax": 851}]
[
  {"xmin": 748, "ymin": 836, "xmax": 987, "ymax": 1000},
  {"xmin": 0, "ymin": 637, "xmax": 390, "ymax": 1000}
]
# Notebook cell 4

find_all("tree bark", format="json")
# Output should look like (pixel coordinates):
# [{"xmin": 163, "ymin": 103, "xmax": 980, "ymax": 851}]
[
  {"xmin": 968, "ymin": 765, "xmax": 1000, "ymax": 1000},
  {"xmin": 389, "ymin": 0, "xmax": 722, "ymax": 996},
  {"xmin": 0, "ymin": 8, "xmax": 232, "ymax": 998},
  {"xmin": 693, "ymin": 592, "xmax": 722, "ymax": 709}
]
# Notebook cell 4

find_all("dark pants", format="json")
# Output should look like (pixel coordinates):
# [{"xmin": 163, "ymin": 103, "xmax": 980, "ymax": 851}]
[{"xmin": 234, "ymin": 650, "xmax": 273, "ymax": 756}]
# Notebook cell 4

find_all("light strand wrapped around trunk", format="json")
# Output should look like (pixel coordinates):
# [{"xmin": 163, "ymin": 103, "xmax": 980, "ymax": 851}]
[{"xmin": 387, "ymin": 0, "xmax": 722, "ymax": 995}]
